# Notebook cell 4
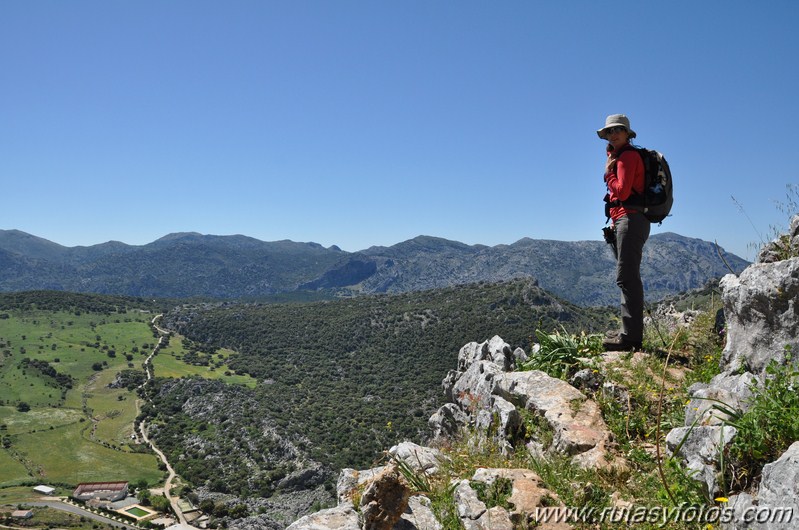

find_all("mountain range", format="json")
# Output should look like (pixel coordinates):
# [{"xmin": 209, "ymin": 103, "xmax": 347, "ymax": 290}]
[{"xmin": 0, "ymin": 229, "xmax": 749, "ymax": 306}]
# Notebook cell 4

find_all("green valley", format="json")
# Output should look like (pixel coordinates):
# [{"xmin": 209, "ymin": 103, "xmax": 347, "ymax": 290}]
[
  {"xmin": 0, "ymin": 292, "xmax": 255, "ymax": 496},
  {"xmin": 0, "ymin": 282, "xmax": 615, "ymax": 528}
]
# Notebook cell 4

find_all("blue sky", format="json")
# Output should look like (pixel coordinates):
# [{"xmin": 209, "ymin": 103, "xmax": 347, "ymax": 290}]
[{"xmin": 2, "ymin": 1, "xmax": 797, "ymax": 261}]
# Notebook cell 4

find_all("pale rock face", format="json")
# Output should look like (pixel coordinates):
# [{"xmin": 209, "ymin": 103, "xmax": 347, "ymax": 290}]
[
  {"xmin": 450, "ymin": 360, "xmax": 503, "ymax": 412},
  {"xmin": 720, "ymin": 258, "xmax": 799, "ymax": 376},
  {"xmin": 457, "ymin": 341, "xmax": 490, "ymax": 372},
  {"xmin": 493, "ymin": 370, "xmax": 585, "ymax": 412},
  {"xmin": 492, "ymin": 371, "xmax": 615, "ymax": 467},
  {"xmin": 454, "ymin": 479, "xmax": 487, "ymax": 522},
  {"xmin": 396, "ymin": 496, "xmax": 442, "ymax": 530},
  {"xmin": 336, "ymin": 467, "xmax": 384, "ymax": 504},
  {"xmin": 667, "ymin": 222, "xmax": 799, "ymax": 506},
  {"xmin": 725, "ymin": 441, "xmax": 799, "ymax": 530},
  {"xmin": 666, "ymin": 425, "xmax": 737, "ymax": 496},
  {"xmin": 284, "ymin": 502, "xmax": 360, "ymax": 530},
  {"xmin": 455, "ymin": 336, "xmax": 514, "ymax": 374},
  {"xmin": 683, "ymin": 372, "xmax": 756, "ymax": 426},
  {"xmin": 459, "ymin": 468, "xmax": 571, "ymax": 530},
  {"xmin": 428, "ymin": 403, "xmax": 469, "ymax": 441},
  {"xmin": 388, "ymin": 442, "xmax": 447, "ymax": 475},
  {"xmin": 435, "ymin": 337, "xmax": 620, "ymax": 471}
]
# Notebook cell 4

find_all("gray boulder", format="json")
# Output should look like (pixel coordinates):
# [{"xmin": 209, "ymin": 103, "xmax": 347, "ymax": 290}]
[
  {"xmin": 455, "ymin": 468, "xmax": 571, "ymax": 530},
  {"xmin": 395, "ymin": 496, "xmax": 443, "ymax": 530},
  {"xmin": 428, "ymin": 403, "xmax": 469, "ymax": 441},
  {"xmin": 432, "ymin": 336, "xmax": 620, "ymax": 471},
  {"xmin": 724, "ymin": 441, "xmax": 799, "ymax": 529},
  {"xmin": 450, "ymin": 361, "xmax": 503, "ymax": 412},
  {"xmin": 389, "ymin": 442, "xmax": 447, "ymax": 475},
  {"xmin": 456, "ymin": 335, "xmax": 515, "ymax": 373},
  {"xmin": 666, "ymin": 425, "xmax": 737, "ymax": 496},
  {"xmin": 684, "ymin": 372, "xmax": 756, "ymax": 426},
  {"xmin": 719, "ymin": 257, "xmax": 799, "ymax": 376},
  {"xmin": 493, "ymin": 370, "xmax": 615, "ymax": 468},
  {"xmin": 284, "ymin": 502, "xmax": 360, "ymax": 530},
  {"xmin": 668, "ymin": 252, "xmax": 799, "ymax": 498},
  {"xmin": 336, "ymin": 467, "xmax": 385, "ymax": 504}
]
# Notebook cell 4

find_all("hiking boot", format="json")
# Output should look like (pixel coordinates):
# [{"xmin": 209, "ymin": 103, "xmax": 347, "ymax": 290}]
[{"xmin": 602, "ymin": 336, "xmax": 642, "ymax": 352}]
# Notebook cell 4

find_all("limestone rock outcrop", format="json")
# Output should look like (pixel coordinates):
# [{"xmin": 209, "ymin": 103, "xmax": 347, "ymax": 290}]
[
  {"xmin": 454, "ymin": 468, "xmax": 571, "ymax": 530},
  {"xmin": 667, "ymin": 216, "xmax": 799, "ymax": 509},
  {"xmin": 434, "ymin": 335, "xmax": 620, "ymax": 471}
]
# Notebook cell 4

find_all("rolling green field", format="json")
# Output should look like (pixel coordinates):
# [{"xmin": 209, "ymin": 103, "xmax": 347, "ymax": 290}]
[
  {"xmin": 12, "ymin": 421, "xmax": 162, "ymax": 484},
  {"xmin": 0, "ymin": 309, "xmax": 163, "ymax": 489},
  {"xmin": 0, "ymin": 449, "xmax": 29, "ymax": 484},
  {"xmin": 0, "ymin": 300, "xmax": 253, "ymax": 498},
  {"xmin": 152, "ymin": 338, "xmax": 257, "ymax": 388}
]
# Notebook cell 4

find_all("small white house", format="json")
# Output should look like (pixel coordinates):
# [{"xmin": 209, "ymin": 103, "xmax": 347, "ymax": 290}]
[{"xmin": 34, "ymin": 485, "xmax": 56, "ymax": 495}]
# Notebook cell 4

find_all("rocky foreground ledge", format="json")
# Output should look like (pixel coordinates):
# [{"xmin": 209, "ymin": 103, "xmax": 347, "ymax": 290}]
[{"xmin": 287, "ymin": 334, "xmax": 625, "ymax": 530}]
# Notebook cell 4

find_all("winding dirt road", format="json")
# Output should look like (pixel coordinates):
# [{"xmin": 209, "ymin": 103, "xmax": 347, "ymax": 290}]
[{"xmin": 137, "ymin": 315, "xmax": 197, "ymax": 528}]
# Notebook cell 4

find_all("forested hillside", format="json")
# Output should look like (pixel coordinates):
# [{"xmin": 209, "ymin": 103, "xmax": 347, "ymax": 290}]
[
  {"xmin": 0, "ymin": 289, "xmax": 171, "ymax": 314},
  {"xmin": 154, "ymin": 279, "xmax": 614, "ymax": 485}
]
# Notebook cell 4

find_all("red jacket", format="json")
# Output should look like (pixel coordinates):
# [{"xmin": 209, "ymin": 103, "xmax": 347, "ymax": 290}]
[{"xmin": 605, "ymin": 143, "xmax": 645, "ymax": 221}]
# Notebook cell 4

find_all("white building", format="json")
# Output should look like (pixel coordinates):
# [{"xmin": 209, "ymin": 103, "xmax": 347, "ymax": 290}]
[{"xmin": 33, "ymin": 485, "xmax": 56, "ymax": 495}]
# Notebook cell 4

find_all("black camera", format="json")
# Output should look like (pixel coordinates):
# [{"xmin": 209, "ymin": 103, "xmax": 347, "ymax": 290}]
[{"xmin": 602, "ymin": 226, "xmax": 616, "ymax": 245}]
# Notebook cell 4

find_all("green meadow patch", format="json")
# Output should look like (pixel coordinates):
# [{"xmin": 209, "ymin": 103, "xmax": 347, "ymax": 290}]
[
  {"xmin": 153, "ymin": 338, "xmax": 256, "ymax": 388},
  {"xmin": 83, "ymin": 368, "xmax": 139, "ymax": 447},
  {"xmin": 0, "ymin": 405, "xmax": 83, "ymax": 435},
  {"xmin": 0, "ymin": 449, "xmax": 30, "ymax": 485},
  {"xmin": 12, "ymin": 421, "xmax": 163, "ymax": 484},
  {"xmin": 0, "ymin": 295, "xmax": 255, "ymax": 497},
  {"xmin": 0, "ymin": 504, "xmax": 106, "ymax": 529},
  {"xmin": 0, "ymin": 308, "xmax": 161, "ymax": 489}
]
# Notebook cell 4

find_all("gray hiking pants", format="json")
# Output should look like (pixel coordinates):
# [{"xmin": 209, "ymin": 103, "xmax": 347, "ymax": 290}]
[{"xmin": 614, "ymin": 213, "xmax": 650, "ymax": 343}]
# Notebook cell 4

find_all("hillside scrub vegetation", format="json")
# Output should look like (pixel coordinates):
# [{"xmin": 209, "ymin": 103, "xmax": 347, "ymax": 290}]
[{"xmin": 148, "ymin": 280, "xmax": 614, "ymax": 494}]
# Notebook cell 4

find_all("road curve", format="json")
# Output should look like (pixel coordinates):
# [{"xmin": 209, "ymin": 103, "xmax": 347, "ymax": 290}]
[{"xmin": 27, "ymin": 501, "xmax": 137, "ymax": 529}]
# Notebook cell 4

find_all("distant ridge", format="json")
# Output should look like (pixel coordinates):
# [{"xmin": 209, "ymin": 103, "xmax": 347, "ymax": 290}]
[{"xmin": 0, "ymin": 229, "xmax": 749, "ymax": 305}]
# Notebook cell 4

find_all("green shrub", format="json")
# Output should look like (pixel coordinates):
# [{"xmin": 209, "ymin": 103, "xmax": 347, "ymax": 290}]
[
  {"xmin": 724, "ymin": 350, "xmax": 799, "ymax": 491},
  {"xmin": 520, "ymin": 327, "xmax": 603, "ymax": 379}
]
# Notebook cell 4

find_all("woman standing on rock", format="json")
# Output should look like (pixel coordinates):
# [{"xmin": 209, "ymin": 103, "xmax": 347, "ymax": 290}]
[{"xmin": 598, "ymin": 114, "xmax": 649, "ymax": 351}]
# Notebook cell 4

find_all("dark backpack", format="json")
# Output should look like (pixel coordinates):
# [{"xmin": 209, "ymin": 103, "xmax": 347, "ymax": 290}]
[{"xmin": 606, "ymin": 146, "xmax": 673, "ymax": 223}]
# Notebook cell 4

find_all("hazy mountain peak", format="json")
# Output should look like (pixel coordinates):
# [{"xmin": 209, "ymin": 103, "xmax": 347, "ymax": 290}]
[
  {"xmin": 0, "ymin": 229, "xmax": 749, "ymax": 305},
  {"xmin": 0, "ymin": 229, "xmax": 67, "ymax": 259},
  {"xmin": 154, "ymin": 232, "xmax": 205, "ymax": 243}
]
